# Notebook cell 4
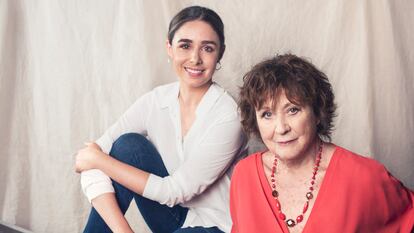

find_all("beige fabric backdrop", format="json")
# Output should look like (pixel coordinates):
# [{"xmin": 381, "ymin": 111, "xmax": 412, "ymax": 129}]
[{"xmin": 1, "ymin": 0, "xmax": 413, "ymax": 232}]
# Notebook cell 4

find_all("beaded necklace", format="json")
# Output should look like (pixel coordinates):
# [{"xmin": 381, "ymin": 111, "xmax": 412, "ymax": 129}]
[{"xmin": 270, "ymin": 142, "xmax": 323, "ymax": 227}]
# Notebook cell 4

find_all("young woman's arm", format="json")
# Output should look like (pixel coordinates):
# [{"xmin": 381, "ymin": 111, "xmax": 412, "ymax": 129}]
[
  {"xmin": 76, "ymin": 143, "xmax": 134, "ymax": 233},
  {"xmin": 76, "ymin": 143, "xmax": 149, "ymax": 195},
  {"xmin": 91, "ymin": 193, "xmax": 134, "ymax": 233},
  {"xmin": 76, "ymin": 144, "xmax": 152, "ymax": 232}
]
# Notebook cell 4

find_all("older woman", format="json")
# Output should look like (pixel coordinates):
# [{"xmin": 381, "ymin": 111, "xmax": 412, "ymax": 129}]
[{"xmin": 230, "ymin": 54, "xmax": 414, "ymax": 233}]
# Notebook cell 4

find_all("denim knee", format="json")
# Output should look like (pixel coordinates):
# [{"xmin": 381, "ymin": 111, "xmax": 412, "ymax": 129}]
[{"xmin": 110, "ymin": 133, "xmax": 152, "ymax": 163}]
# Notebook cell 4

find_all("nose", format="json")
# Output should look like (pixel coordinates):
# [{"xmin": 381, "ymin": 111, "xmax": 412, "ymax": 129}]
[
  {"xmin": 274, "ymin": 115, "xmax": 290, "ymax": 135},
  {"xmin": 190, "ymin": 49, "xmax": 202, "ymax": 65}
]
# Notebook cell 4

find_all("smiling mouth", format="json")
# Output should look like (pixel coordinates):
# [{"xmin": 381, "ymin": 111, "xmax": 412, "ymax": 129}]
[
  {"xmin": 185, "ymin": 67, "xmax": 204, "ymax": 75},
  {"xmin": 277, "ymin": 139, "xmax": 297, "ymax": 145}
]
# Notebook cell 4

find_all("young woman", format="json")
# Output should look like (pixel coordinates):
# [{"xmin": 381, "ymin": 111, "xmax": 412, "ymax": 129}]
[
  {"xmin": 75, "ymin": 6, "xmax": 246, "ymax": 233},
  {"xmin": 231, "ymin": 54, "xmax": 414, "ymax": 233}
]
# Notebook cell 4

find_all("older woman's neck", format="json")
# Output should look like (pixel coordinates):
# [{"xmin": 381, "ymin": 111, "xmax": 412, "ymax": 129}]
[{"xmin": 278, "ymin": 139, "xmax": 322, "ymax": 173}]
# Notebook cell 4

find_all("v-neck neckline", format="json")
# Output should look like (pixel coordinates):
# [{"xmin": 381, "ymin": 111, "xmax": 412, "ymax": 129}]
[
  {"xmin": 175, "ymin": 82, "xmax": 223, "ymax": 146},
  {"xmin": 256, "ymin": 146, "xmax": 340, "ymax": 232}
]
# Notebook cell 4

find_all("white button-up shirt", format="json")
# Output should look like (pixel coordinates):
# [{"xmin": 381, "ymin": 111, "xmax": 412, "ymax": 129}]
[{"xmin": 81, "ymin": 82, "xmax": 247, "ymax": 232}]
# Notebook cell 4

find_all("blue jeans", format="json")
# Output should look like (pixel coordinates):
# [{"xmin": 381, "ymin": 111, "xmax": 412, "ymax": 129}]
[{"xmin": 83, "ymin": 133, "xmax": 224, "ymax": 233}]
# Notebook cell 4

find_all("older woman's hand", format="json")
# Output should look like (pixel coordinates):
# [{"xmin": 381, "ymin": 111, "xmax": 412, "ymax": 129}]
[{"xmin": 75, "ymin": 142, "xmax": 103, "ymax": 173}]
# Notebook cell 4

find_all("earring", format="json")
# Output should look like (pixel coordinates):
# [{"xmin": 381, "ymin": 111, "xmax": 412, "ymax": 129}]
[{"xmin": 215, "ymin": 62, "xmax": 222, "ymax": 70}]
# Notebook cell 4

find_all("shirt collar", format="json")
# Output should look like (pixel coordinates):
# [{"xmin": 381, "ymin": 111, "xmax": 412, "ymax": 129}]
[
  {"xmin": 195, "ymin": 82, "xmax": 224, "ymax": 117},
  {"xmin": 159, "ymin": 82, "xmax": 225, "ymax": 117},
  {"xmin": 159, "ymin": 82, "xmax": 180, "ymax": 109}
]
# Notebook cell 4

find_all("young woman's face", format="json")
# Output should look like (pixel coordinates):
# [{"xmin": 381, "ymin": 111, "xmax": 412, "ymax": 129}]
[
  {"xmin": 167, "ymin": 20, "xmax": 221, "ymax": 89},
  {"xmin": 256, "ymin": 90, "xmax": 319, "ymax": 162}
]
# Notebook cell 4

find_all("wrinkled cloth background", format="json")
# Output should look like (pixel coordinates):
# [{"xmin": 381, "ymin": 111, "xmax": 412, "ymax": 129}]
[{"xmin": 1, "ymin": 1, "xmax": 413, "ymax": 232}]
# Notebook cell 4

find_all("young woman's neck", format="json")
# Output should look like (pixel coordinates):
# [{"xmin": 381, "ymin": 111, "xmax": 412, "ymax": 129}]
[{"xmin": 178, "ymin": 82, "xmax": 212, "ymax": 106}]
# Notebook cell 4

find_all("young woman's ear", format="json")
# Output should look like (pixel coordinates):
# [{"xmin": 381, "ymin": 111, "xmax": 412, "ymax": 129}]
[{"xmin": 166, "ymin": 39, "xmax": 173, "ymax": 58}]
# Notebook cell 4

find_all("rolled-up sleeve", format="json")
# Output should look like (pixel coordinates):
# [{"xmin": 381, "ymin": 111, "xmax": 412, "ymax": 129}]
[
  {"xmin": 81, "ymin": 169, "xmax": 115, "ymax": 202},
  {"xmin": 142, "ymin": 113, "xmax": 246, "ymax": 207}
]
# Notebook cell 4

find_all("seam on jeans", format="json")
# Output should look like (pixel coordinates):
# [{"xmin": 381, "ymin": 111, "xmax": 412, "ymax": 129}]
[{"xmin": 167, "ymin": 208, "xmax": 184, "ymax": 222}]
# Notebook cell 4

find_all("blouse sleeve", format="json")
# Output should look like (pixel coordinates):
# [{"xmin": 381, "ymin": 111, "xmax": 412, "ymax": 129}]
[
  {"xmin": 369, "ymin": 164, "xmax": 414, "ymax": 232},
  {"xmin": 344, "ymin": 156, "xmax": 414, "ymax": 232},
  {"xmin": 142, "ymin": 112, "xmax": 246, "ymax": 207},
  {"xmin": 80, "ymin": 91, "xmax": 153, "ymax": 202}
]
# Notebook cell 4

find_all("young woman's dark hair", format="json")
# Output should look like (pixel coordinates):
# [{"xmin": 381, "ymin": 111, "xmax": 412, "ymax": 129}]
[
  {"xmin": 167, "ymin": 6, "xmax": 226, "ymax": 61},
  {"xmin": 239, "ymin": 54, "xmax": 337, "ymax": 141}
]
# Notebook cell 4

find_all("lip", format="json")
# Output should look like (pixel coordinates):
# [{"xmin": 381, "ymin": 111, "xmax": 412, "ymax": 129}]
[
  {"xmin": 185, "ymin": 67, "xmax": 205, "ymax": 77},
  {"xmin": 276, "ymin": 139, "xmax": 297, "ymax": 145}
]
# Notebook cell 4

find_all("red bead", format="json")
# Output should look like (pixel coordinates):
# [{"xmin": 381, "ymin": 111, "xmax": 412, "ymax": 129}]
[
  {"xmin": 272, "ymin": 190, "xmax": 279, "ymax": 197},
  {"xmin": 296, "ymin": 215, "xmax": 304, "ymax": 223},
  {"xmin": 303, "ymin": 201, "xmax": 309, "ymax": 213},
  {"xmin": 275, "ymin": 199, "xmax": 281, "ymax": 210},
  {"xmin": 279, "ymin": 212, "xmax": 286, "ymax": 220},
  {"xmin": 311, "ymin": 180, "xmax": 315, "ymax": 185},
  {"xmin": 309, "ymin": 187, "xmax": 314, "ymax": 191},
  {"xmin": 272, "ymin": 184, "xmax": 276, "ymax": 188}
]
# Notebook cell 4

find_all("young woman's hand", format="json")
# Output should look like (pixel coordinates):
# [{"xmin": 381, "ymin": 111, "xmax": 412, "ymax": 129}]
[
  {"xmin": 75, "ymin": 142, "xmax": 104, "ymax": 173},
  {"xmin": 84, "ymin": 142, "xmax": 102, "ymax": 151}
]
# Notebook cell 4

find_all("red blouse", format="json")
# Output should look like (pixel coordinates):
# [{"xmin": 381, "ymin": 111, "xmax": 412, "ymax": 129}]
[{"xmin": 230, "ymin": 146, "xmax": 414, "ymax": 233}]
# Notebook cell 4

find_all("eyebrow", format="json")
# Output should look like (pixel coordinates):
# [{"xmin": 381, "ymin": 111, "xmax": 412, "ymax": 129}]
[
  {"xmin": 177, "ymin": 38, "xmax": 218, "ymax": 46},
  {"xmin": 259, "ymin": 102, "xmax": 295, "ymax": 111}
]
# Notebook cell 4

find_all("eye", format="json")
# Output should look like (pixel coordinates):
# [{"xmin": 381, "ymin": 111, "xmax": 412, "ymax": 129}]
[
  {"xmin": 288, "ymin": 107, "xmax": 300, "ymax": 115},
  {"xmin": 261, "ymin": 111, "xmax": 273, "ymax": 119},
  {"xmin": 179, "ymin": 43, "xmax": 190, "ymax": 49},
  {"xmin": 203, "ymin": 45, "xmax": 215, "ymax": 53}
]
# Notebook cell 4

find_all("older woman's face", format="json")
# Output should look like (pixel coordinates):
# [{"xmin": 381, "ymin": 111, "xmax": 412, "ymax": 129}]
[{"xmin": 256, "ymin": 90, "xmax": 319, "ymax": 162}]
